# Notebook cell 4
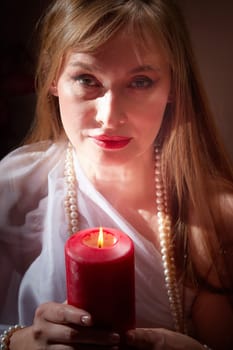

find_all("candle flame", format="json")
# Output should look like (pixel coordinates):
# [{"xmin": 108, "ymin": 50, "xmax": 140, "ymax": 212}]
[{"xmin": 97, "ymin": 227, "xmax": 104, "ymax": 248}]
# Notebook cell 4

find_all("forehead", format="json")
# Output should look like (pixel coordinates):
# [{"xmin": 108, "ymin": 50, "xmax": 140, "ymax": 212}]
[{"xmin": 64, "ymin": 30, "xmax": 168, "ymax": 70}]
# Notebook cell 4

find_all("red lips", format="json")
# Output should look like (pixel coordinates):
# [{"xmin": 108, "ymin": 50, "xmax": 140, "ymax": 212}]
[{"xmin": 91, "ymin": 135, "xmax": 132, "ymax": 149}]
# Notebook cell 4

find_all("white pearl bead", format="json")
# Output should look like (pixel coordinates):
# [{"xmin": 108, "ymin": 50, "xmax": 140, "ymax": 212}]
[
  {"xmin": 165, "ymin": 276, "xmax": 171, "ymax": 283},
  {"xmin": 157, "ymin": 210, "xmax": 164, "ymax": 216},
  {"xmin": 67, "ymin": 175, "xmax": 75, "ymax": 182},
  {"xmin": 160, "ymin": 245, "xmax": 168, "ymax": 253},
  {"xmin": 68, "ymin": 190, "xmax": 76, "ymax": 197},
  {"xmin": 71, "ymin": 219, "xmax": 78, "ymax": 226},
  {"xmin": 67, "ymin": 183, "xmax": 75, "ymax": 190},
  {"xmin": 70, "ymin": 212, "xmax": 78, "ymax": 219},
  {"xmin": 65, "ymin": 168, "xmax": 73, "ymax": 176},
  {"xmin": 69, "ymin": 197, "xmax": 76, "ymax": 204},
  {"xmin": 64, "ymin": 200, "xmax": 70, "ymax": 208},
  {"xmin": 156, "ymin": 197, "xmax": 164, "ymax": 204},
  {"xmin": 70, "ymin": 204, "xmax": 77, "ymax": 211},
  {"xmin": 64, "ymin": 207, "xmax": 70, "ymax": 214},
  {"xmin": 155, "ymin": 190, "xmax": 163, "ymax": 197},
  {"xmin": 155, "ymin": 183, "xmax": 163, "ymax": 190},
  {"xmin": 71, "ymin": 226, "xmax": 79, "ymax": 233},
  {"xmin": 157, "ymin": 204, "xmax": 165, "ymax": 211}
]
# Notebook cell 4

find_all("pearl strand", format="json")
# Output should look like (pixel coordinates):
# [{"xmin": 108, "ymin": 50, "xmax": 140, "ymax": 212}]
[
  {"xmin": 64, "ymin": 143, "xmax": 79, "ymax": 236},
  {"xmin": 155, "ymin": 148, "xmax": 185, "ymax": 333},
  {"xmin": 64, "ymin": 143, "xmax": 184, "ymax": 333}
]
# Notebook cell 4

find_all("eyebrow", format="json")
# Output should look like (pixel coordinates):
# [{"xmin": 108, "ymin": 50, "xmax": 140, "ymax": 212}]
[
  {"xmin": 68, "ymin": 61, "xmax": 160, "ymax": 74},
  {"xmin": 129, "ymin": 65, "xmax": 160, "ymax": 74},
  {"xmin": 69, "ymin": 61, "xmax": 100, "ymax": 72}
]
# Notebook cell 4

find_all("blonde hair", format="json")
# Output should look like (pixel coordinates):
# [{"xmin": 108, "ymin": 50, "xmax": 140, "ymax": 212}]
[{"xmin": 28, "ymin": 0, "xmax": 233, "ymax": 293}]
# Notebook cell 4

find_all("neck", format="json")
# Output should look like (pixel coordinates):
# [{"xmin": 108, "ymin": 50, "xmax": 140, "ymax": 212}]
[{"xmin": 76, "ymin": 149, "xmax": 155, "ymax": 204}]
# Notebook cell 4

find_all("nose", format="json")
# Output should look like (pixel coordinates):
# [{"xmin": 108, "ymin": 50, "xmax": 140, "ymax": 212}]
[{"xmin": 95, "ymin": 90, "xmax": 126, "ymax": 127}]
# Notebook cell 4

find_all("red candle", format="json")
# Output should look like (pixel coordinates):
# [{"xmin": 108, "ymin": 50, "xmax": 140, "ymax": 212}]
[{"xmin": 65, "ymin": 227, "xmax": 135, "ymax": 332}]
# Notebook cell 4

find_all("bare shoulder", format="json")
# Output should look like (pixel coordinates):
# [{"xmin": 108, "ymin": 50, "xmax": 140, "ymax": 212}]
[
  {"xmin": 188, "ymin": 190, "xmax": 233, "ymax": 286},
  {"xmin": 189, "ymin": 191, "xmax": 233, "ymax": 349},
  {"xmin": 191, "ymin": 288, "xmax": 233, "ymax": 349}
]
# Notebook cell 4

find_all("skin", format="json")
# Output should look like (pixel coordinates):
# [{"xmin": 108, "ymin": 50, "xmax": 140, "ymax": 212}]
[{"xmin": 10, "ymin": 31, "xmax": 233, "ymax": 349}]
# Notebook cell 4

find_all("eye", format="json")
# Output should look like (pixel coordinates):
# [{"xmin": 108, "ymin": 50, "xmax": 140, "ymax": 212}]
[
  {"xmin": 129, "ymin": 76, "xmax": 155, "ymax": 89},
  {"xmin": 75, "ymin": 74, "xmax": 101, "ymax": 87}
]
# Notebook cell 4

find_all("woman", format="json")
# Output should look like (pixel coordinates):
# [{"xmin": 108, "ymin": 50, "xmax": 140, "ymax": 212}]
[{"xmin": 0, "ymin": 0, "xmax": 233, "ymax": 349}]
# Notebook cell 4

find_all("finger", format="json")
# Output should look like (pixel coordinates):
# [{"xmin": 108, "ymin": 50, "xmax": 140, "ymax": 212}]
[
  {"xmin": 33, "ymin": 319, "xmax": 120, "ymax": 347},
  {"xmin": 77, "ymin": 346, "xmax": 120, "ymax": 350},
  {"xmin": 126, "ymin": 328, "xmax": 165, "ymax": 349},
  {"xmin": 47, "ymin": 345, "xmax": 74, "ymax": 350},
  {"xmin": 48, "ymin": 343, "xmax": 120, "ymax": 350},
  {"xmin": 73, "ymin": 329, "xmax": 120, "ymax": 346},
  {"xmin": 35, "ymin": 302, "xmax": 93, "ymax": 327},
  {"xmin": 37, "ymin": 322, "xmax": 120, "ymax": 346},
  {"xmin": 34, "ymin": 323, "xmax": 79, "ymax": 344}
]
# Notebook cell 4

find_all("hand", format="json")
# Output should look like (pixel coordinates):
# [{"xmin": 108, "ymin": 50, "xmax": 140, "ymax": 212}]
[
  {"xmin": 10, "ymin": 301, "xmax": 121, "ymax": 350},
  {"xmin": 126, "ymin": 328, "xmax": 205, "ymax": 350}
]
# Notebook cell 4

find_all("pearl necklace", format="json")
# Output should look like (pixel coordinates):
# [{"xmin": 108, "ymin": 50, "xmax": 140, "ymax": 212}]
[
  {"xmin": 64, "ymin": 143, "xmax": 185, "ymax": 333},
  {"xmin": 154, "ymin": 148, "xmax": 185, "ymax": 333}
]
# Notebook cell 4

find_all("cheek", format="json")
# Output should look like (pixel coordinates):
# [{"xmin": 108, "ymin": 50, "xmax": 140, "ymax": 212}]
[
  {"xmin": 135, "ymin": 96, "xmax": 167, "ymax": 125},
  {"xmin": 58, "ymin": 95, "xmax": 96, "ymax": 139},
  {"xmin": 57, "ymin": 86, "xmax": 83, "ymax": 122},
  {"xmin": 57, "ymin": 82, "xmax": 96, "ymax": 117},
  {"xmin": 134, "ymin": 96, "xmax": 168, "ymax": 139}
]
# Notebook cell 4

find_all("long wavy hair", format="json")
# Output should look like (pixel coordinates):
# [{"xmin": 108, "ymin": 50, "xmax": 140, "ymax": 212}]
[{"xmin": 28, "ymin": 0, "xmax": 233, "ymax": 299}]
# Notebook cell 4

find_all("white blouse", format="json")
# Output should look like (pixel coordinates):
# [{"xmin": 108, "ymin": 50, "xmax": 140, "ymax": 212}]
[{"xmin": 0, "ymin": 140, "xmax": 196, "ymax": 332}]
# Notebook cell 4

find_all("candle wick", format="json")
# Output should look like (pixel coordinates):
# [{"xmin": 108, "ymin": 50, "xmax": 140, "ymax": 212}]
[{"xmin": 97, "ymin": 227, "xmax": 104, "ymax": 248}]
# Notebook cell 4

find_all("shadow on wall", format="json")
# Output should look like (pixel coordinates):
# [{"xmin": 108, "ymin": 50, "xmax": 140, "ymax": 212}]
[
  {"xmin": 178, "ymin": 0, "xmax": 233, "ymax": 161},
  {"xmin": 0, "ymin": 42, "xmax": 35, "ymax": 159},
  {"xmin": 0, "ymin": 0, "xmax": 50, "ymax": 159}
]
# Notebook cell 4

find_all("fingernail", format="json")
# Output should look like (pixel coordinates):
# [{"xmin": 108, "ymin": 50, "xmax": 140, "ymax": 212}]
[
  {"xmin": 109, "ymin": 332, "xmax": 120, "ymax": 344},
  {"xmin": 80, "ymin": 314, "xmax": 91, "ymax": 326}
]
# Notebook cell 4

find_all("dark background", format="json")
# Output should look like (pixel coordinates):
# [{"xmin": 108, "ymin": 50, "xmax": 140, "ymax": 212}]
[
  {"xmin": 0, "ymin": 0, "xmax": 49, "ymax": 158},
  {"xmin": 0, "ymin": 0, "xmax": 233, "ymax": 160}
]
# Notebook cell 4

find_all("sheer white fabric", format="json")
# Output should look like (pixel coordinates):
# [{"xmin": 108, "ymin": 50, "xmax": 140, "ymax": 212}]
[{"xmin": 0, "ymin": 140, "xmax": 196, "ymax": 332}]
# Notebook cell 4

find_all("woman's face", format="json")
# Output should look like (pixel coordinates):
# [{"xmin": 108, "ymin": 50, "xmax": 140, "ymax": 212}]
[{"xmin": 55, "ymin": 31, "xmax": 171, "ymax": 167}]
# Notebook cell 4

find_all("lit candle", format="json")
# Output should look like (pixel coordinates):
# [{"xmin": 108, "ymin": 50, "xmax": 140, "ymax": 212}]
[{"xmin": 65, "ymin": 227, "xmax": 135, "ymax": 332}]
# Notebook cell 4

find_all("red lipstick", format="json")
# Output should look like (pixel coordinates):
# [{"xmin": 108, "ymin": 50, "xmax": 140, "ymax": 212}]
[{"xmin": 91, "ymin": 135, "xmax": 131, "ymax": 150}]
